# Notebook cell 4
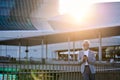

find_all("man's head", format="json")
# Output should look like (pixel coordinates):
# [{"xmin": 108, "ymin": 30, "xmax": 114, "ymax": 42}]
[{"xmin": 82, "ymin": 40, "xmax": 90, "ymax": 50}]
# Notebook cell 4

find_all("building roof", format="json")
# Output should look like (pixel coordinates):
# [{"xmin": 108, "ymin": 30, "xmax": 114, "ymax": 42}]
[{"xmin": 0, "ymin": 26, "xmax": 120, "ymax": 46}]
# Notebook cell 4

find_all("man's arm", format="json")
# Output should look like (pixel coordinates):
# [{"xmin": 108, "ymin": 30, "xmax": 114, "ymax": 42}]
[{"xmin": 78, "ymin": 52, "xmax": 85, "ymax": 64}]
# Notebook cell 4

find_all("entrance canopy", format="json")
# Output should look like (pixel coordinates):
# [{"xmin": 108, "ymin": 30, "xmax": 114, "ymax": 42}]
[{"xmin": 0, "ymin": 26, "xmax": 120, "ymax": 46}]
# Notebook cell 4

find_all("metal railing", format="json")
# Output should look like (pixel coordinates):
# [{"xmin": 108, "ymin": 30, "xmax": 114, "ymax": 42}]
[{"xmin": 0, "ymin": 62, "xmax": 120, "ymax": 80}]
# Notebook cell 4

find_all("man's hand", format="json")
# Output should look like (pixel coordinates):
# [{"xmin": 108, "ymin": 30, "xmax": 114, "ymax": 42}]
[{"xmin": 83, "ymin": 55, "xmax": 88, "ymax": 62}]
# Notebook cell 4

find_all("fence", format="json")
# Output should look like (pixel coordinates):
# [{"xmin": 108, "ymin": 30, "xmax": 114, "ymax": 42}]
[{"xmin": 0, "ymin": 62, "xmax": 120, "ymax": 80}]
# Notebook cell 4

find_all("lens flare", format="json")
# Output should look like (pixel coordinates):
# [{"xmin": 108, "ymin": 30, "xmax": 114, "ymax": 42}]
[{"xmin": 59, "ymin": 0, "xmax": 120, "ymax": 22}]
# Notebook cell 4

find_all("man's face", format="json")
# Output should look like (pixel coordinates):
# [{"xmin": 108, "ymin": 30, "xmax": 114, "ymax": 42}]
[{"xmin": 83, "ymin": 42, "xmax": 89, "ymax": 50}]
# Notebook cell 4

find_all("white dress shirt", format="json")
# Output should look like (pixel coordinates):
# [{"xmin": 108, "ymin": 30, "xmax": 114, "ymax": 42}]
[{"xmin": 84, "ymin": 49, "xmax": 89, "ymax": 65}]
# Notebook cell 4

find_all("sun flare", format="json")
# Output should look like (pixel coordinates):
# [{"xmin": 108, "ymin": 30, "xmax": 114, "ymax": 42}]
[
  {"xmin": 59, "ymin": 0, "xmax": 94, "ymax": 22},
  {"xmin": 59, "ymin": 0, "xmax": 120, "ymax": 22}
]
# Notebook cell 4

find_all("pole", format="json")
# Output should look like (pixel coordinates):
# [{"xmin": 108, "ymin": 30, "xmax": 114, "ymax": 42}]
[
  {"xmin": 25, "ymin": 45, "xmax": 29, "ymax": 62},
  {"xmin": 41, "ymin": 39, "xmax": 44, "ymax": 64},
  {"xmin": 73, "ymin": 41, "xmax": 75, "ymax": 61},
  {"xmin": 98, "ymin": 32, "xmax": 102, "ymax": 61},
  {"xmin": 68, "ymin": 37, "xmax": 71, "ymax": 62},
  {"xmin": 19, "ymin": 41, "xmax": 21, "ymax": 63},
  {"xmin": 6, "ymin": 45, "xmax": 7, "ymax": 56},
  {"xmin": 46, "ymin": 40, "xmax": 48, "ymax": 59},
  {"xmin": 41, "ymin": 39, "xmax": 44, "ymax": 58}
]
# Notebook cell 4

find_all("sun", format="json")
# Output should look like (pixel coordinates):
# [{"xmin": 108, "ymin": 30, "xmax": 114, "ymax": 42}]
[
  {"xmin": 58, "ymin": 0, "xmax": 120, "ymax": 23},
  {"xmin": 59, "ymin": 0, "xmax": 94, "ymax": 22}
]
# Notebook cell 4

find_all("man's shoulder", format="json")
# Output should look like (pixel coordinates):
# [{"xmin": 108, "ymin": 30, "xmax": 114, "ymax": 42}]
[
  {"xmin": 90, "ymin": 50, "xmax": 97, "ymax": 53},
  {"xmin": 89, "ymin": 50, "xmax": 97, "ymax": 56}
]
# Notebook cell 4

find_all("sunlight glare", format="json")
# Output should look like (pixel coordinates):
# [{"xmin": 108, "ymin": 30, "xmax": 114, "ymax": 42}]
[
  {"xmin": 59, "ymin": 0, "xmax": 94, "ymax": 22},
  {"xmin": 59, "ymin": 0, "xmax": 120, "ymax": 22}
]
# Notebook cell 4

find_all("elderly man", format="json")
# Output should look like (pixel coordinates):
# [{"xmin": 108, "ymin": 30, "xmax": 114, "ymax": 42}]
[{"xmin": 78, "ymin": 40, "xmax": 96, "ymax": 80}]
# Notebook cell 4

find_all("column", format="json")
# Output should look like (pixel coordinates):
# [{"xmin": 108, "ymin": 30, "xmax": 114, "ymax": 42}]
[{"xmin": 98, "ymin": 32, "xmax": 102, "ymax": 61}]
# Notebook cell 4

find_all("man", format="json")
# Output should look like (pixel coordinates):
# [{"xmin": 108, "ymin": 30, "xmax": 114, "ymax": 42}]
[{"xmin": 78, "ymin": 40, "xmax": 96, "ymax": 80}]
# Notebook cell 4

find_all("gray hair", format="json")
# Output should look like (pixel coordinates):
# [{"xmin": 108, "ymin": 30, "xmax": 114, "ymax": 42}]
[{"xmin": 82, "ymin": 40, "xmax": 91, "ymax": 47}]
